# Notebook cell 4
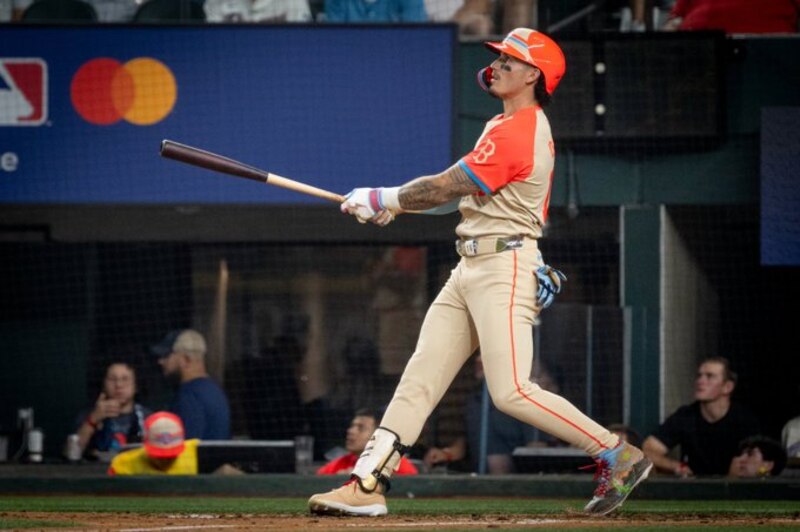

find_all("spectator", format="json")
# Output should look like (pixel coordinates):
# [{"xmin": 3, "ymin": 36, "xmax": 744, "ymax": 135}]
[
  {"xmin": 204, "ymin": 0, "xmax": 251, "ymax": 20},
  {"xmin": 620, "ymin": 0, "xmax": 648, "ymax": 32},
  {"xmin": 664, "ymin": 0, "xmax": 800, "ymax": 34},
  {"xmin": 326, "ymin": 335, "xmax": 391, "ymax": 421},
  {"xmin": 74, "ymin": 361, "xmax": 151, "ymax": 460},
  {"xmin": 108, "ymin": 411, "xmax": 199, "ymax": 475},
  {"xmin": 204, "ymin": 0, "xmax": 312, "ymax": 22},
  {"xmin": 252, "ymin": 0, "xmax": 312, "ymax": 20},
  {"xmin": 324, "ymin": 0, "xmax": 425, "ymax": 23},
  {"xmin": 0, "ymin": 0, "xmax": 32, "ymax": 21},
  {"xmin": 151, "ymin": 329, "xmax": 232, "ymax": 440},
  {"xmin": 500, "ymin": 0, "xmax": 537, "ymax": 35},
  {"xmin": 370, "ymin": 246, "xmax": 426, "ymax": 377},
  {"xmin": 728, "ymin": 435, "xmax": 787, "ymax": 478},
  {"xmin": 241, "ymin": 333, "xmax": 306, "ymax": 441},
  {"xmin": 782, "ymin": 415, "xmax": 800, "ymax": 459},
  {"xmin": 423, "ymin": 0, "xmax": 462, "ymax": 26},
  {"xmin": 448, "ymin": 0, "xmax": 539, "ymax": 37},
  {"xmin": 317, "ymin": 408, "xmax": 418, "ymax": 475},
  {"xmin": 451, "ymin": 0, "xmax": 494, "ymax": 36},
  {"xmin": 423, "ymin": 436, "xmax": 468, "ymax": 470},
  {"xmin": 85, "ymin": 0, "xmax": 138, "ymax": 22},
  {"xmin": 643, "ymin": 357, "xmax": 760, "ymax": 477}
]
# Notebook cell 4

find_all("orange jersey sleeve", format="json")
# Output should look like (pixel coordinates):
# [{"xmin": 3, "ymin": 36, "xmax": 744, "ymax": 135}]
[{"xmin": 458, "ymin": 108, "xmax": 537, "ymax": 194}]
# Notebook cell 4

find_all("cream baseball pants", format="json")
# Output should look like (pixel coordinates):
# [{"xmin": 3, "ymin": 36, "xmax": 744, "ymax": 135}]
[{"xmin": 381, "ymin": 240, "xmax": 619, "ymax": 457}]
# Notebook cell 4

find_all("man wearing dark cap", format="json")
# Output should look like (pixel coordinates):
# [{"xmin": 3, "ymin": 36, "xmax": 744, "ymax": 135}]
[{"xmin": 151, "ymin": 329, "xmax": 231, "ymax": 440}]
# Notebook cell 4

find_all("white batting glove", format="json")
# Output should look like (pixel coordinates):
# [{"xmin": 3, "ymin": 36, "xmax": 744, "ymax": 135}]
[
  {"xmin": 341, "ymin": 187, "xmax": 379, "ymax": 222},
  {"xmin": 341, "ymin": 187, "xmax": 400, "ymax": 226}
]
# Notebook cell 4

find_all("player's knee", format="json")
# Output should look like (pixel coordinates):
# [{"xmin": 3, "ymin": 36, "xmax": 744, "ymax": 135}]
[
  {"xmin": 488, "ymin": 381, "xmax": 543, "ymax": 415},
  {"xmin": 488, "ymin": 388, "xmax": 520, "ymax": 415}
]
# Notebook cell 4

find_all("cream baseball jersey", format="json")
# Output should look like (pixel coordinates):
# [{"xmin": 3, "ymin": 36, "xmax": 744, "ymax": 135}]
[{"xmin": 455, "ymin": 105, "xmax": 555, "ymax": 240}]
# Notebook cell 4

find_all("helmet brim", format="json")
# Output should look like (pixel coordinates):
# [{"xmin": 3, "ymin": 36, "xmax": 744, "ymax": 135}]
[{"xmin": 485, "ymin": 42, "xmax": 536, "ymax": 69}]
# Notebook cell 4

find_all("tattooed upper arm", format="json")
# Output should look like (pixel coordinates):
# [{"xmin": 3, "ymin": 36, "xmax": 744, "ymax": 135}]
[{"xmin": 398, "ymin": 163, "xmax": 482, "ymax": 211}]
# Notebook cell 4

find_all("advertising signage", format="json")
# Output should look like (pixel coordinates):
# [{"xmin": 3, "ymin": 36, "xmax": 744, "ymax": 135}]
[{"xmin": 0, "ymin": 25, "xmax": 455, "ymax": 204}]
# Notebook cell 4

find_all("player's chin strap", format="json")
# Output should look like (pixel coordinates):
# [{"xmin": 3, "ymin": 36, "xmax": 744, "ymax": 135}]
[{"xmin": 351, "ymin": 427, "xmax": 410, "ymax": 494}]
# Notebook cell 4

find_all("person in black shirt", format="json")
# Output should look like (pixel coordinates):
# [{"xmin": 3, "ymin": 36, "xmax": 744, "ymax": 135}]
[{"xmin": 643, "ymin": 357, "xmax": 760, "ymax": 476}]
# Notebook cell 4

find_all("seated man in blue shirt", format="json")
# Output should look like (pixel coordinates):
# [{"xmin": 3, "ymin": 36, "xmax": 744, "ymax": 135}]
[{"xmin": 151, "ymin": 329, "xmax": 231, "ymax": 440}]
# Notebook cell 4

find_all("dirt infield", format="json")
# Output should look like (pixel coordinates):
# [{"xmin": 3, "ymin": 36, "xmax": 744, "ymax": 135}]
[{"xmin": 4, "ymin": 511, "xmax": 799, "ymax": 531}]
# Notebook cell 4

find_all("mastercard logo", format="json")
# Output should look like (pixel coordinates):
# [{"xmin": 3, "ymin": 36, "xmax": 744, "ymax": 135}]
[{"xmin": 70, "ymin": 57, "xmax": 176, "ymax": 126}]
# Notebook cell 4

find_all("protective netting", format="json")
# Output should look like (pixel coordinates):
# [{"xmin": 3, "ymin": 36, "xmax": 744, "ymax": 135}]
[{"xmin": 1, "ymin": 23, "xmax": 797, "ymax": 477}]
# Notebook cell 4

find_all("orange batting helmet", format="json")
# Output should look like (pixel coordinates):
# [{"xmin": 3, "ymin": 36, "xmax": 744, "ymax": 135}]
[{"xmin": 485, "ymin": 28, "xmax": 566, "ymax": 95}]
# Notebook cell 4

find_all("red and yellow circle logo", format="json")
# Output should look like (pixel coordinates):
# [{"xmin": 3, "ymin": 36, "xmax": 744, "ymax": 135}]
[{"xmin": 70, "ymin": 57, "xmax": 177, "ymax": 126}]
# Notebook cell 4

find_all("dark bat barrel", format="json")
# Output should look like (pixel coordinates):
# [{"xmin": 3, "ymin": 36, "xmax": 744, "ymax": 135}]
[{"xmin": 160, "ymin": 140, "xmax": 268, "ymax": 183}]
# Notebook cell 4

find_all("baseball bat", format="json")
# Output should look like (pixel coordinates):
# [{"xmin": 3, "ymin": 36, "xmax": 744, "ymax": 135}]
[{"xmin": 159, "ymin": 139, "xmax": 346, "ymax": 204}]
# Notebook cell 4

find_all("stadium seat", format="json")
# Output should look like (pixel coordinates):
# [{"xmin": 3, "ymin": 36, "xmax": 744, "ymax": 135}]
[
  {"xmin": 21, "ymin": 0, "xmax": 97, "ymax": 22},
  {"xmin": 133, "ymin": 0, "xmax": 206, "ymax": 23}
]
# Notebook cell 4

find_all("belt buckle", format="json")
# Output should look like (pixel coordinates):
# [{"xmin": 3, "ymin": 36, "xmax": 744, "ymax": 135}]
[
  {"xmin": 455, "ymin": 239, "xmax": 479, "ymax": 257},
  {"xmin": 496, "ymin": 237, "xmax": 523, "ymax": 252}
]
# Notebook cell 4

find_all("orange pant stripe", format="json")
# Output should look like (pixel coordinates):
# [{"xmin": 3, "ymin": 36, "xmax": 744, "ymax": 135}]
[{"xmin": 507, "ymin": 250, "xmax": 610, "ymax": 451}]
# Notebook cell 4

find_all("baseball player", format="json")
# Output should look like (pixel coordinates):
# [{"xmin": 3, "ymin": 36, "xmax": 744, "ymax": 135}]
[{"xmin": 309, "ymin": 28, "xmax": 651, "ymax": 517}]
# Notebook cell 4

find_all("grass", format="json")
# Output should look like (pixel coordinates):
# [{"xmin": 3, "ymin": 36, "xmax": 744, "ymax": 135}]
[
  {"xmin": 0, "ymin": 496, "xmax": 798, "ymax": 516},
  {"xmin": 0, "ymin": 519, "xmax": 79, "ymax": 529}
]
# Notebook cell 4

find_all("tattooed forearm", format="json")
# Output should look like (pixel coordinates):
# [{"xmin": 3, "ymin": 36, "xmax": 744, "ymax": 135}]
[
  {"xmin": 398, "ymin": 164, "xmax": 481, "ymax": 210},
  {"xmin": 399, "ymin": 180, "xmax": 439, "ymax": 209}
]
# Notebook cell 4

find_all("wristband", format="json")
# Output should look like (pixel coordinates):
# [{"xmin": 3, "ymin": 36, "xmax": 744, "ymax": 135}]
[
  {"xmin": 380, "ymin": 187, "xmax": 401, "ymax": 210},
  {"xmin": 85, "ymin": 416, "xmax": 98, "ymax": 430},
  {"xmin": 443, "ymin": 448, "xmax": 453, "ymax": 462}
]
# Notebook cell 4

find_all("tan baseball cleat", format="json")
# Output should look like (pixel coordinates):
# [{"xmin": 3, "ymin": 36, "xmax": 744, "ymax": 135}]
[
  {"xmin": 308, "ymin": 478, "xmax": 387, "ymax": 517},
  {"xmin": 584, "ymin": 441, "xmax": 652, "ymax": 516}
]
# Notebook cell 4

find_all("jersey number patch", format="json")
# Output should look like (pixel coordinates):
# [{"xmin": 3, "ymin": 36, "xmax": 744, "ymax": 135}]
[{"xmin": 473, "ymin": 138, "xmax": 496, "ymax": 164}]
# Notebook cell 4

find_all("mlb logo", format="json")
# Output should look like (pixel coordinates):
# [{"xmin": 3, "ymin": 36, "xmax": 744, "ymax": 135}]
[{"xmin": 0, "ymin": 58, "xmax": 48, "ymax": 126}]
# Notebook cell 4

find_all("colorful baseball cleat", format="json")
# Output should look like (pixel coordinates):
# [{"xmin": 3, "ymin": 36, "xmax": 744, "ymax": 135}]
[
  {"xmin": 308, "ymin": 477, "xmax": 387, "ymax": 517},
  {"xmin": 584, "ymin": 442, "xmax": 653, "ymax": 516}
]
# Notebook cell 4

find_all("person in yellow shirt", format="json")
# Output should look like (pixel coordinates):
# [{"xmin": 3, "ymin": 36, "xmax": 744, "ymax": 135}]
[{"xmin": 108, "ymin": 411, "xmax": 199, "ymax": 475}]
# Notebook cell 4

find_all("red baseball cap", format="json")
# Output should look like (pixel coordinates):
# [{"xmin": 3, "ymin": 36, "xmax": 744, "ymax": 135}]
[
  {"xmin": 143, "ymin": 411, "xmax": 185, "ymax": 459},
  {"xmin": 485, "ymin": 28, "xmax": 566, "ymax": 95}
]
